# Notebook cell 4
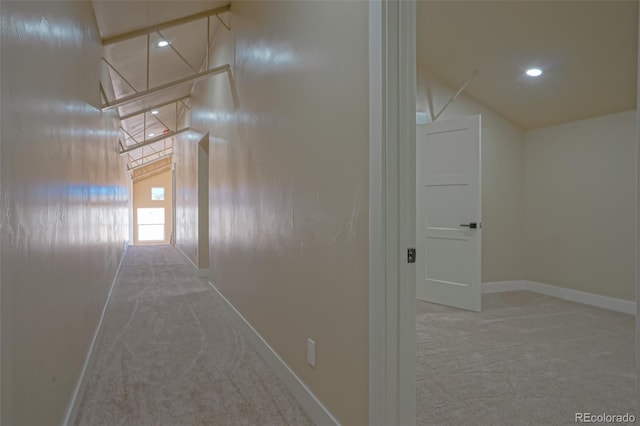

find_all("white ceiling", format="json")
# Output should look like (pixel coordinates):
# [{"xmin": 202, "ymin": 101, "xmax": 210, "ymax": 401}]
[
  {"xmin": 92, "ymin": 0, "xmax": 228, "ymax": 38},
  {"xmin": 93, "ymin": 0, "xmax": 638, "ymax": 146},
  {"xmin": 417, "ymin": 0, "xmax": 638, "ymax": 130}
]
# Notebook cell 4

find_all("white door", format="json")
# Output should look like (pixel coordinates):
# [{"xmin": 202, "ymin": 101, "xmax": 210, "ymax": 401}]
[{"xmin": 416, "ymin": 115, "xmax": 482, "ymax": 312}]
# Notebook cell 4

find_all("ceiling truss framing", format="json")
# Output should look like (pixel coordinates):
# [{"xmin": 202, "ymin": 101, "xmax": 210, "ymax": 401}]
[
  {"xmin": 102, "ymin": 64, "xmax": 231, "ymax": 111},
  {"xmin": 99, "ymin": 4, "xmax": 233, "ymax": 176},
  {"xmin": 120, "ymin": 127, "xmax": 191, "ymax": 155},
  {"xmin": 99, "ymin": 5, "xmax": 232, "ymax": 111},
  {"xmin": 101, "ymin": 5, "xmax": 230, "ymax": 46},
  {"xmin": 117, "ymin": 97, "xmax": 192, "ymax": 171},
  {"xmin": 128, "ymin": 149, "xmax": 173, "ymax": 171},
  {"xmin": 118, "ymin": 96, "xmax": 190, "ymax": 121},
  {"xmin": 132, "ymin": 163, "xmax": 172, "ymax": 182}
]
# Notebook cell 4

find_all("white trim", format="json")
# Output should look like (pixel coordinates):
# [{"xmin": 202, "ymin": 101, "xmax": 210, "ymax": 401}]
[
  {"xmin": 174, "ymin": 247, "xmax": 338, "ymax": 425},
  {"xmin": 368, "ymin": 1, "xmax": 386, "ymax": 424},
  {"xmin": 397, "ymin": 1, "xmax": 417, "ymax": 425},
  {"xmin": 128, "ymin": 178, "xmax": 134, "ymax": 246},
  {"xmin": 206, "ymin": 281, "xmax": 340, "ymax": 426},
  {"xmin": 481, "ymin": 280, "xmax": 636, "ymax": 315},
  {"xmin": 481, "ymin": 280, "xmax": 528, "ymax": 294},
  {"xmin": 175, "ymin": 245, "xmax": 208, "ymax": 279},
  {"xmin": 63, "ymin": 246, "xmax": 128, "ymax": 426},
  {"xmin": 369, "ymin": 1, "xmax": 417, "ymax": 425},
  {"xmin": 175, "ymin": 244, "xmax": 198, "ymax": 270},
  {"xmin": 636, "ymin": 5, "xmax": 640, "ymax": 416},
  {"xmin": 527, "ymin": 281, "xmax": 636, "ymax": 316},
  {"xmin": 171, "ymin": 166, "xmax": 177, "ymax": 245}
]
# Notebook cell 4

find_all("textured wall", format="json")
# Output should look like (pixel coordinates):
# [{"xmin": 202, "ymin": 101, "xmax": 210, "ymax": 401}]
[
  {"xmin": 417, "ymin": 68, "xmax": 526, "ymax": 283},
  {"xmin": 177, "ymin": 2, "xmax": 370, "ymax": 424},
  {"xmin": 174, "ymin": 131, "xmax": 200, "ymax": 266},
  {"xmin": 0, "ymin": 1, "xmax": 129, "ymax": 424},
  {"xmin": 524, "ymin": 110, "xmax": 637, "ymax": 300}
]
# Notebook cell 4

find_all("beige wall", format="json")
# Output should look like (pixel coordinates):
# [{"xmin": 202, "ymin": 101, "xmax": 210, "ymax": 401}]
[
  {"xmin": 175, "ymin": 131, "xmax": 209, "ymax": 270},
  {"xmin": 0, "ymin": 1, "xmax": 129, "ymax": 424},
  {"xmin": 524, "ymin": 110, "xmax": 637, "ymax": 300},
  {"xmin": 176, "ymin": 2, "xmax": 369, "ymax": 424},
  {"xmin": 133, "ymin": 170, "xmax": 173, "ymax": 245},
  {"xmin": 418, "ymin": 69, "xmax": 637, "ymax": 300},
  {"xmin": 175, "ymin": 132, "xmax": 200, "ymax": 266},
  {"xmin": 417, "ymin": 68, "xmax": 526, "ymax": 282}
]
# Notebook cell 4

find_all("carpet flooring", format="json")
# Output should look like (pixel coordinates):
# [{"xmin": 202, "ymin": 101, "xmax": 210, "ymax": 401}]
[
  {"xmin": 75, "ymin": 246, "xmax": 635, "ymax": 425},
  {"xmin": 416, "ymin": 291, "xmax": 636, "ymax": 426},
  {"xmin": 75, "ymin": 245, "xmax": 312, "ymax": 426}
]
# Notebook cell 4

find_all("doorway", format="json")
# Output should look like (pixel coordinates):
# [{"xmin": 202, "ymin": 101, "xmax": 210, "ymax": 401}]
[
  {"xmin": 413, "ymin": 1, "xmax": 638, "ymax": 424},
  {"xmin": 197, "ymin": 133, "xmax": 210, "ymax": 277},
  {"xmin": 132, "ymin": 167, "xmax": 174, "ymax": 245}
]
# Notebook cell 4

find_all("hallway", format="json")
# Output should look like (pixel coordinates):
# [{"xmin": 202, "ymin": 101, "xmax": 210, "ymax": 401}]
[{"xmin": 75, "ymin": 246, "xmax": 311, "ymax": 426}]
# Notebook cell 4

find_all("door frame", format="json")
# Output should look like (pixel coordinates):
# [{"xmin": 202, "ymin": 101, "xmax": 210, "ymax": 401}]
[
  {"xmin": 370, "ymin": 8, "xmax": 640, "ymax": 426},
  {"xmin": 171, "ymin": 162, "xmax": 177, "ymax": 245},
  {"xmin": 197, "ymin": 133, "xmax": 210, "ymax": 276},
  {"xmin": 370, "ymin": 5, "xmax": 640, "ymax": 425},
  {"xmin": 636, "ymin": 7, "xmax": 640, "ymax": 419},
  {"xmin": 369, "ymin": 1, "xmax": 416, "ymax": 425}
]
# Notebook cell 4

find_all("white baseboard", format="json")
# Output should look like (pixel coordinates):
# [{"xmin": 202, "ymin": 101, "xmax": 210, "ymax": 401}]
[
  {"xmin": 526, "ymin": 281, "xmax": 636, "ymax": 315},
  {"xmin": 63, "ymin": 246, "xmax": 128, "ymax": 426},
  {"xmin": 175, "ymin": 245, "xmax": 207, "ymax": 278},
  {"xmin": 175, "ymin": 244, "xmax": 198, "ymax": 270},
  {"xmin": 482, "ymin": 280, "xmax": 636, "ymax": 315},
  {"xmin": 174, "ymin": 246, "xmax": 339, "ymax": 424},
  {"xmin": 481, "ymin": 280, "xmax": 528, "ymax": 293},
  {"xmin": 205, "ymin": 281, "xmax": 340, "ymax": 426}
]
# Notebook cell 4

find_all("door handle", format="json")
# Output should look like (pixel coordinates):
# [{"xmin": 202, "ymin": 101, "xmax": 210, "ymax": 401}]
[{"xmin": 460, "ymin": 222, "xmax": 479, "ymax": 229}]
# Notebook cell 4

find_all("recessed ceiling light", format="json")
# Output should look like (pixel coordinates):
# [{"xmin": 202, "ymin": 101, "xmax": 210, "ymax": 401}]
[
  {"xmin": 148, "ymin": 133, "xmax": 155, "ymax": 137},
  {"xmin": 526, "ymin": 68, "xmax": 543, "ymax": 77},
  {"xmin": 157, "ymin": 40, "xmax": 169, "ymax": 47},
  {"xmin": 151, "ymin": 110, "xmax": 159, "ymax": 115}
]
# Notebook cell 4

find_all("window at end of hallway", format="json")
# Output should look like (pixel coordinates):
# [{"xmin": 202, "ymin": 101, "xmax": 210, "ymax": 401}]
[{"xmin": 151, "ymin": 187, "xmax": 165, "ymax": 201}]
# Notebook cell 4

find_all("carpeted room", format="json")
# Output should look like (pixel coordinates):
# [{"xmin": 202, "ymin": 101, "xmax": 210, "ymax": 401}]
[{"xmin": 415, "ymin": 2, "xmax": 637, "ymax": 424}]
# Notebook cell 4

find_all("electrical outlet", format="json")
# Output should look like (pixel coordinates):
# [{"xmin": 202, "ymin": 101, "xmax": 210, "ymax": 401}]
[{"xmin": 307, "ymin": 338, "xmax": 316, "ymax": 367}]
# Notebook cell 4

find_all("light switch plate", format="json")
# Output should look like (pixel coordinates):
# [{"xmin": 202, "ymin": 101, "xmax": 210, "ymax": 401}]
[{"xmin": 307, "ymin": 338, "xmax": 316, "ymax": 367}]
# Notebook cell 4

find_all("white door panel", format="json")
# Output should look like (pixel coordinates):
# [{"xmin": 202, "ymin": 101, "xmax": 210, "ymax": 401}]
[{"xmin": 416, "ymin": 115, "xmax": 481, "ymax": 312}]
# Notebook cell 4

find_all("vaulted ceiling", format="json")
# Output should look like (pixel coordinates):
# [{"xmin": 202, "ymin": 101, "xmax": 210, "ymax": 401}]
[
  {"xmin": 95, "ymin": 0, "xmax": 638, "ymax": 166},
  {"xmin": 91, "ymin": 0, "xmax": 230, "ymax": 176},
  {"xmin": 417, "ymin": 1, "xmax": 638, "ymax": 130},
  {"xmin": 92, "ymin": 0, "xmax": 227, "ymax": 38}
]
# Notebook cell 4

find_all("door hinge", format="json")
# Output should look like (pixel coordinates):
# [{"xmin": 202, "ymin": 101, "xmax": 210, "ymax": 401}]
[{"xmin": 407, "ymin": 248, "xmax": 416, "ymax": 264}]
